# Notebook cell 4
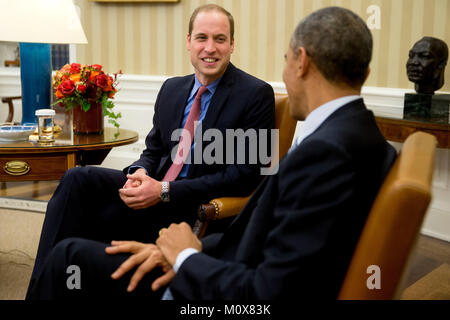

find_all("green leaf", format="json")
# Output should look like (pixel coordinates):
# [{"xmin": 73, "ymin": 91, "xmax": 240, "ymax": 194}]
[{"xmin": 82, "ymin": 101, "xmax": 91, "ymax": 112}]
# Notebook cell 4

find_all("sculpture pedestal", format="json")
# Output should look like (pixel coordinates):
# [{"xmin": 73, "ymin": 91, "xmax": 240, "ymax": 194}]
[{"xmin": 403, "ymin": 93, "xmax": 450, "ymax": 124}]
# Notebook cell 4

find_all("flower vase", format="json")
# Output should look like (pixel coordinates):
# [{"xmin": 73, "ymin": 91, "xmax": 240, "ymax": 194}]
[{"xmin": 73, "ymin": 102, "xmax": 104, "ymax": 134}]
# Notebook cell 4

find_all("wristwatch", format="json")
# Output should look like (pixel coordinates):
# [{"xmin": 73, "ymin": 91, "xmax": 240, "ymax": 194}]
[{"xmin": 160, "ymin": 181, "xmax": 170, "ymax": 202}]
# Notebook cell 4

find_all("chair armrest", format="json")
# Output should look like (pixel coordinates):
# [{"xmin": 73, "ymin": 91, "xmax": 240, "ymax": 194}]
[
  {"xmin": 1, "ymin": 96, "xmax": 22, "ymax": 124},
  {"xmin": 198, "ymin": 195, "xmax": 252, "ymax": 222}
]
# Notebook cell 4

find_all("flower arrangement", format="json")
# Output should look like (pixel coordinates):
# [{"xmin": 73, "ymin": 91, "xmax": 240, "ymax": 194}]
[{"xmin": 52, "ymin": 63, "xmax": 122, "ymax": 128}]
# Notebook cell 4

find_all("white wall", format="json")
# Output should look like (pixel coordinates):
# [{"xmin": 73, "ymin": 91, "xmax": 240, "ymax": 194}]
[{"xmin": 1, "ymin": 68, "xmax": 449, "ymax": 242}]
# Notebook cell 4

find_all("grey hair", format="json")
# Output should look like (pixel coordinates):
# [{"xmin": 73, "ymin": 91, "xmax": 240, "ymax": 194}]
[{"xmin": 291, "ymin": 7, "xmax": 373, "ymax": 88}]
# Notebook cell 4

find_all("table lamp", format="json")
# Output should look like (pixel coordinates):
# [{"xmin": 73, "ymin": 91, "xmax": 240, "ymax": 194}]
[{"xmin": 0, "ymin": 0, "xmax": 88, "ymax": 124}]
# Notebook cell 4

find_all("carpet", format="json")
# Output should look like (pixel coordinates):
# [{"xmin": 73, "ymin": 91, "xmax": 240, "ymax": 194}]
[
  {"xmin": 1, "ymin": 206, "xmax": 449, "ymax": 300},
  {"xmin": 0, "ymin": 208, "xmax": 44, "ymax": 300},
  {"xmin": 401, "ymin": 263, "xmax": 450, "ymax": 300}
]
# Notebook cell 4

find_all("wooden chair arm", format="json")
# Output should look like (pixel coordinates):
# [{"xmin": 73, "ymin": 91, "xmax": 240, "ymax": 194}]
[
  {"xmin": 1, "ymin": 96, "xmax": 21, "ymax": 124},
  {"xmin": 197, "ymin": 195, "xmax": 252, "ymax": 222}
]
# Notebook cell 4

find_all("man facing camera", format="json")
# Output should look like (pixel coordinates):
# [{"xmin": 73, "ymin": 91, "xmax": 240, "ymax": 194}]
[
  {"xmin": 27, "ymin": 4, "xmax": 274, "ymax": 298},
  {"xmin": 28, "ymin": 7, "xmax": 396, "ymax": 300}
]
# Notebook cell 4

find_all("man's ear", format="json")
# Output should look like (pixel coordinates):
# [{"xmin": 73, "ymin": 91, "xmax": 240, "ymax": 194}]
[
  {"xmin": 230, "ymin": 38, "xmax": 235, "ymax": 54},
  {"xmin": 435, "ymin": 61, "xmax": 447, "ymax": 78},
  {"xmin": 186, "ymin": 34, "xmax": 191, "ymax": 51},
  {"xmin": 296, "ymin": 47, "xmax": 309, "ymax": 78}
]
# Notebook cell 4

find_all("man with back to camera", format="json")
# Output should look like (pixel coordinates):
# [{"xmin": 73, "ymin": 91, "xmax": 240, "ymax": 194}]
[
  {"xmin": 28, "ymin": 6, "xmax": 396, "ymax": 300},
  {"xmin": 26, "ymin": 4, "xmax": 274, "ymax": 298}
]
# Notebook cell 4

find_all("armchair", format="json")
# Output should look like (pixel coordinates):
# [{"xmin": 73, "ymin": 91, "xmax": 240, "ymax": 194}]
[
  {"xmin": 193, "ymin": 93, "xmax": 297, "ymax": 237},
  {"xmin": 1, "ymin": 96, "xmax": 21, "ymax": 124},
  {"xmin": 338, "ymin": 131, "xmax": 437, "ymax": 299}
]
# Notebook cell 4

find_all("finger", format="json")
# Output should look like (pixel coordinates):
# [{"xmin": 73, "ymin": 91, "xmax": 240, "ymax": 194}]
[
  {"xmin": 158, "ymin": 228, "xmax": 168, "ymax": 237},
  {"xmin": 126, "ymin": 255, "xmax": 160, "ymax": 292},
  {"xmin": 119, "ymin": 193, "xmax": 144, "ymax": 209},
  {"xmin": 105, "ymin": 241, "xmax": 139, "ymax": 255},
  {"xmin": 111, "ymin": 252, "xmax": 147, "ymax": 280},
  {"xmin": 131, "ymin": 180, "xmax": 141, "ymax": 187},
  {"xmin": 151, "ymin": 270, "xmax": 176, "ymax": 291},
  {"xmin": 119, "ymin": 188, "xmax": 136, "ymax": 197}
]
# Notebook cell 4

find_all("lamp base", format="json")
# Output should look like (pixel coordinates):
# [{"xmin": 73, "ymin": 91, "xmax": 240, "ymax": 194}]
[{"xmin": 19, "ymin": 43, "xmax": 51, "ymax": 124}]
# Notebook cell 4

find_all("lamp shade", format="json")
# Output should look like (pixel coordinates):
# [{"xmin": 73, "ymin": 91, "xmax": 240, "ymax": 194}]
[
  {"xmin": 0, "ymin": 0, "xmax": 87, "ymax": 124},
  {"xmin": 0, "ymin": 0, "xmax": 87, "ymax": 44}
]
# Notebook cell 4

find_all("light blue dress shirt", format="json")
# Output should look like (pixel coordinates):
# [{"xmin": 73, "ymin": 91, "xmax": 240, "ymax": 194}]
[
  {"xmin": 178, "ymin": 75, "xmax": 221, "ymax": 177},
  {"xmin": 128, "ymin": 75, "xmax": 221, "ymax": 177}
]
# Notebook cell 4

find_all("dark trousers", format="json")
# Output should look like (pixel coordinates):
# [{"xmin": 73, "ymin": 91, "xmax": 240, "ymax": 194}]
[
  {"xmin": 26, "ymin": 166, "xmax": 195, "ymax": 299},
  {"xmin": 27, "ymin": 237, "xmax": 166, "ymax": 299}
]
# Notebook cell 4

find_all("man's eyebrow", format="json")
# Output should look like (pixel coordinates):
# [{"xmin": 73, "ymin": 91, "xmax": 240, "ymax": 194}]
[
  {"xmin": 193, "ymin": 32, "xmax": 207, "ymax": 37},
  {"xmin": 193, "ymin": 32, "xmax": 228, "ymax": 39}
]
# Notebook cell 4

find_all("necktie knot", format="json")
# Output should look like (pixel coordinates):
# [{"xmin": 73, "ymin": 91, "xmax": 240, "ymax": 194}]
[{"xmin": 196, "ymin": 85, "xmax": 208, "ymax": 99}]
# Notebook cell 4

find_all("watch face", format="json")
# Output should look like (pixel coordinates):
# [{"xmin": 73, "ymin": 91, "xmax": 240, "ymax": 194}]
[{"xmin": 161, "ymin": 192, "xmax": 170, "ymax": 202}]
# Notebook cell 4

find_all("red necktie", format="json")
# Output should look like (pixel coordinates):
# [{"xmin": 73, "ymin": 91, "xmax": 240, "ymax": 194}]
[{"xmin": 163, "ymin": 85, "xmax": 208, "ymax": 181}]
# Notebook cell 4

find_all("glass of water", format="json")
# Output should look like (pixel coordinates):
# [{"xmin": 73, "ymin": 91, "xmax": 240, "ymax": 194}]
[{"xmin": 35, "ymin": 109, "xmax": 55, "ymax": 143}]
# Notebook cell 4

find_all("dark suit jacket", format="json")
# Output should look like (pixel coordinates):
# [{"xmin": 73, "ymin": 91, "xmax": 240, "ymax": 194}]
[
  {"xmin": 125, "ymin": 63, "xmax": 275, "ymax": 207},
  {"xmin": 169, "ymin": 98, "xmax": 397, "ymax": 300}
]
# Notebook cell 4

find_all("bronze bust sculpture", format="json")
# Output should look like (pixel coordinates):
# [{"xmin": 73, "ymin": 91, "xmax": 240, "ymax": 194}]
[{"xmin": 406, "ymin": 36, "xmax": 448, "ymax": 94}]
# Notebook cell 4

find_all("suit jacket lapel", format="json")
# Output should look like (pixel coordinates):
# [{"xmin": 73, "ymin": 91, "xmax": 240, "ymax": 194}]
[
  {"xmin": 201, "ymin": 63, "xmax": 235, "ymax": 130},
  {"xmin": 168, "ymin": 75, "xmax": 195, "ymax": 149}
]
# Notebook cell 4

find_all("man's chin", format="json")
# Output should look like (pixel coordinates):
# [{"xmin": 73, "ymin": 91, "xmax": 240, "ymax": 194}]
[{"xmin": 198, "ymin": 66, "xmax": 228, "ymax": 81}]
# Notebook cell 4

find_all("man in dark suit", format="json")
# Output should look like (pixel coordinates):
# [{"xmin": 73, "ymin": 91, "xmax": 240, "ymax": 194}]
[
  {"xmin": 26, "ymin": 4, "xmax": 274, "ymax": 297},
  {"xmin": 27, "ymin": 7, "xmax": 396, "ymax": 300}
]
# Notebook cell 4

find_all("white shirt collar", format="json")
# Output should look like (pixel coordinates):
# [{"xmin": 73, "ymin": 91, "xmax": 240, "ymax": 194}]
[{"xmin": 291, "ymin": 95, "xmax": 361, "ymax": 150}]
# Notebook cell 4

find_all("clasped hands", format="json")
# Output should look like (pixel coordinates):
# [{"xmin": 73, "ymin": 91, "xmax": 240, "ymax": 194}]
[
  {"xmin": 119, "ymin": 168, "xmax": 162, "ymax": 210},
  {"xmin": 105, "ymin": 222, "xmax": 202, "ymax": 293}
]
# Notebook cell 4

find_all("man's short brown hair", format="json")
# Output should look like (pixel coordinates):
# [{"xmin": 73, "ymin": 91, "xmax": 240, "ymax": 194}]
[{"xmin": 188, "ymin": 4, "xmax": 234, "ymax": 42}]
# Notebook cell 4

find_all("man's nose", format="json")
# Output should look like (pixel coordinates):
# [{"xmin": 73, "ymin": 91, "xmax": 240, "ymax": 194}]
[
  {"xmin": 204, "ymin": 39, "xmax": 216, "ymax": 53},
  {"xmin": 408, "ymin": 55, "xmax": 420, "ymax": 65}
]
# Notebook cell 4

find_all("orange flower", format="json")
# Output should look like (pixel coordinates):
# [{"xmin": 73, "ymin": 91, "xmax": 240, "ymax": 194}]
[
  {"xmin": 69, "ymin": 73, "xmax": 81, "ymax": 83},
  {"xmin": 60, "ymin": 64, "xmax": 71, "ymax": 73},
  {"xmin": 55, "ymin": 90, "xmax": 64, "ymax": 99},
  {"xmin": 89, "ymin": 71, "xmax": 100, "ymax": 81},
  {"xmin": 108, "ymin": 89, "xmax": 117, "ymax": 98},
  {"xmin": 104, "ymin": 77, "xmax": 114, "ymax": 92}
]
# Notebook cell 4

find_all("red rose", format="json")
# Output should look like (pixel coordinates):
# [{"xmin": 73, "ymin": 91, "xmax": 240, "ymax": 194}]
[
  {"xmin": 58, "ymin": 80, "xmax": 75, "ymax": 96},
  {"xmin": 77, "ymin": 84, "xmax": 87, "ymax": 94},
  {"xmin": 70, "ymin": 63, "xmax": 81, "ymax": 74},
  {"xmin": 95, "ymin": 74, "xmax": 109, "ymax": 90},
  {"xmin": 91, "ymin": 64, "xmax": 102, "ymax": 71}
]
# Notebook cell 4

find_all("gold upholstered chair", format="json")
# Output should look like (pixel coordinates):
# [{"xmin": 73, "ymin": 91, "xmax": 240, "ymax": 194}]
[
  {"xmin": 338, "ymin": 131, "xmax": 437, "ymax": 299},
  {"xmin": 193, "ymin": 93, "xmax": 297, "ymax": 237}
]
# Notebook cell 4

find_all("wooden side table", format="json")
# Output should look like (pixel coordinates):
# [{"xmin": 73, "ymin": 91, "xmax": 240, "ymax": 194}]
[
  {"xmin": 375, "ymin": 116, "xmax": 450, "ymax": 148},
  {"xmin": 0, "ymin": 127, "xmax": 138, "ymax": 181}
]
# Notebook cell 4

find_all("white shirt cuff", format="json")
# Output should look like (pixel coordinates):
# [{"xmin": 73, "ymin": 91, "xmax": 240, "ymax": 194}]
[{"xmin": 173, "ymin": 248, "xmax": 199, "ymax": 273}]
